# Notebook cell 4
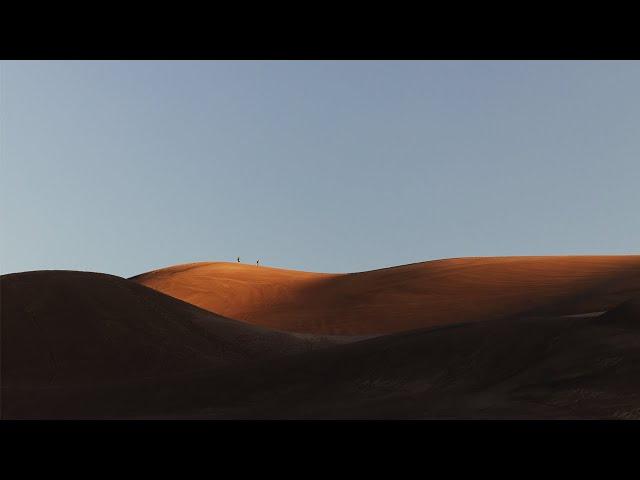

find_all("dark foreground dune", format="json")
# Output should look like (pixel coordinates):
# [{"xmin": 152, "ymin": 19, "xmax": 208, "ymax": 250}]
[
  {"xmin": 4, "ymin": 293, "xmax": 640, "ymax": 419},
  {"xmin": 132, "ymin": 256, "xmax": 640, "ymax": 334},
  {"xmin": 3, "ymin": 257, "xmax": 640, "ymax": 419},
  {"xmin": 165, "ymin": 300, "xmax": 640, "ymax": 420},
  {"xmin": 0, "ymin": 271, "xmax": 326, "ymax": 389}
]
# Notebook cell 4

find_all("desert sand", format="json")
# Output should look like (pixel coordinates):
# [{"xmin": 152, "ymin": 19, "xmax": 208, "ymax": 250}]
[
  {"xmin": 3, "ymin": 256, "xmax": 640, "ymax": 419},
  {"xmin": 0, "ymin": 271, "xmax": 327, "ymax": 387},
  {"xmin": 132, "ymin": 256, "xmax": 640, "ymax": 334}
]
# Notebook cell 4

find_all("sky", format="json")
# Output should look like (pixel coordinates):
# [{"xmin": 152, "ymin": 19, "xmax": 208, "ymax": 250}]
[{"xmin": 1, "ymin": 61, "xmax": 639, "ymax": 277}]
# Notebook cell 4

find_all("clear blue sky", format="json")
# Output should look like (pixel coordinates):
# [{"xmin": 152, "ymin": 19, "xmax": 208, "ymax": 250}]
[{"xmin": 2, "ymin": 61, "xmax": 639, "ymax": 277}]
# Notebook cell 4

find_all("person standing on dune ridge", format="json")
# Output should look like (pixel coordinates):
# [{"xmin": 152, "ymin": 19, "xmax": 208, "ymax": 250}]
[
  {"xmin": 256, "ymin": 260, "xmax": 259, "ymax": 267},
  {"xmin": 237, "ymin": 257, "xmax": 240, "ymax": 263}
]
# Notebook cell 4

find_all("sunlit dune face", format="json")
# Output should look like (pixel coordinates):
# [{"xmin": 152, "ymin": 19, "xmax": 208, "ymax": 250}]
[{"xmin": 132, "ymin": 256, "xmax": 640, "ymax": 335}]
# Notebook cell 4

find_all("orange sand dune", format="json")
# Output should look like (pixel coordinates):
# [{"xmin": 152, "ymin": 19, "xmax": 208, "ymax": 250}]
[{"xmin": 132, "ymin": 256, "xmax": 640, "ymax": 335}]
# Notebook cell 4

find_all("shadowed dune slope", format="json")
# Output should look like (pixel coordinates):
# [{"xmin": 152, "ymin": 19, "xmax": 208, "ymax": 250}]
[
  {"xmin": 132, "ymin": 256, "xmax": 640, "ymax": 334},
  {"xmin": 0, "ymin": 271, "xmax": 315, "ymax": 390},
  {"xmin": 5, "ymin": 297, "xmax": 640, "ymax": 419},
  {"xmin": 175, "ymin": 300, "xmax": 640, "ymax": 420},
  {"xmin": 207, "ymin": 298, "xmax": 640, "ymax": 419}
]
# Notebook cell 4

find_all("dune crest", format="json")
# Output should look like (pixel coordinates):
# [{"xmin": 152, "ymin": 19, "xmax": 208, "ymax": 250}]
[{"xmin": 132, "ymin": 256, "xmax": 640, "ymax": 335}]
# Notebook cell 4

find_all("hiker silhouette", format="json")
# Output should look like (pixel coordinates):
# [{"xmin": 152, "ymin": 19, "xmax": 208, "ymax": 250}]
[{"xmin": 237, "ymin": 257, "xmax": 240, "ymax": 263}]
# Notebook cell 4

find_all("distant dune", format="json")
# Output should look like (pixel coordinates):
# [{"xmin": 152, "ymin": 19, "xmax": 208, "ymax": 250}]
[{"xmin": 132, "ymin": 256, "xmax": 640, "ymax": 334}]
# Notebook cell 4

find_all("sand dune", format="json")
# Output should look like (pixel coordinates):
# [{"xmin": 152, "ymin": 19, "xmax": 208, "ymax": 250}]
[
  {"xmin": 132, "ymin": 256, "xmax": 640, "ymax": 334},
  {"xmin": 4, "ymin": 256, "xmax": 640, "ymax": 419},
  {"xmin": 0, "ymin": 271, "xmax": 315, "ymax": 390},
  {"xmin": 176, "ymin": 301, "xmax": 640, "ymax": 419},
  {"xmin": 5, "ymin": 293, "xmax": 640, "ymax": 419}
]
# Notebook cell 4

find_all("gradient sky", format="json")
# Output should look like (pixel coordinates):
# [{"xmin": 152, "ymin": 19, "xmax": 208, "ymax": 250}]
[{"xmin": 2, "ymin": 61, "xmax": 639, "ymax": 277}]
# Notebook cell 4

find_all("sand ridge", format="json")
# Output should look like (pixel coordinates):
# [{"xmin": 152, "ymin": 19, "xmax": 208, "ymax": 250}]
[{"xmin": 132, "ymin": 255, "xmax": 640, "ymax": 334}]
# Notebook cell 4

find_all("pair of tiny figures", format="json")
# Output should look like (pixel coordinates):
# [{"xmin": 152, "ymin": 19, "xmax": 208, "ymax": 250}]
[{"xmin": 237, "ymin": 257, "xmax": 259, "ymax": 266}]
